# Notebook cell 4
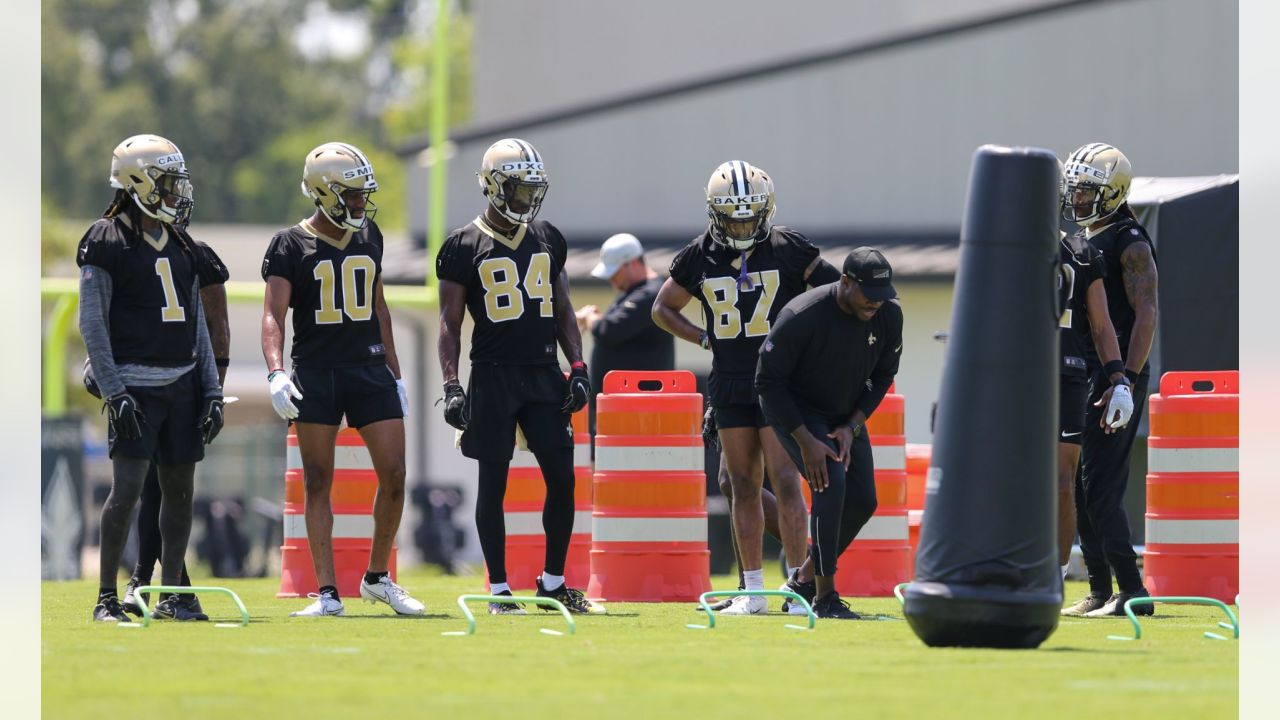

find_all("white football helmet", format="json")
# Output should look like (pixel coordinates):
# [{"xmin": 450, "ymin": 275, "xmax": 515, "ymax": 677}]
[
  {"xmin": 477, "ymin": 138, "xmax": 548, "ymax": 223},
  {"xmin": 301, "ymin": 142, "xmax": 378, "ymax": 231},
  {"xmin": 108, "ymin": 134, "xmax": 194, "ymax": 225},
  {"xmin": 1061, "ymin": 143, "xmax": 1132, "ymax": 225},
  {"xmin": 706, "ymin": 160, "xmax": 775, "ymax": 251}
]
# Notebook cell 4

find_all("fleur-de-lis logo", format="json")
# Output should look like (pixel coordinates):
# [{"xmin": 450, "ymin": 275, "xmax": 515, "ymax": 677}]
[{"xmin": 868, "ymin": 333, "xmax": 876, "ymax": 346}]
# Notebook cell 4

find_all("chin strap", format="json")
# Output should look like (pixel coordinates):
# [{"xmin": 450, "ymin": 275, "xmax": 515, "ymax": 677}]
[{"xmin": 736, "ymin": 250, "xmax": 753, "ymax": 291}]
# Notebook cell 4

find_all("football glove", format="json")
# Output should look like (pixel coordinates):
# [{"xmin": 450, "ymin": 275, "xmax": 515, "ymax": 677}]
[
  {"xmin": 199, "ymin": 397, "xmax": 225, "ymax": 445},
  {"xmin": 82, "ymin": 359, "xmax": 103, "ymax": 400},
  {"xmin": 107, "ymin": 393, "xmax": 143, "ymax": 441},
  {"xmin": 442, "ymin": 382, "xmax": 469, "ymax": 430},
  {"xmin": 396, "ymin": 377, "xmax": 409, "ymax": 416},
  {"xmin": 268, "ymin": 371, "xmax": 303, "ymax": 420},
  {"xmin": 562, "ymin": 363, "xmax": 590, "ymax": 414},
  {"xmin": 702, "ymin": 404, "xmax": 720, "ymax": 452},
  {"xmin": 1103, "ymin": 382, "xmax": 1134, "ymax": 430}
]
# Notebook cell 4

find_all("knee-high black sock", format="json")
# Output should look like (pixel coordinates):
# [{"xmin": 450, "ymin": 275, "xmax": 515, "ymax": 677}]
[
  {"xmin": 533, "ymin": 446, "xmax": 576, "ymax": 577},
  {"xmin": 132, "ymin": 463, "xmax": 162, "ymax": 582},
  {"xmin": 156, "ymin": 464, "xmax": 195, "ymax": 587},
  {"xmin": 99, "ymin": 457, "xmax": 151, "ymax": 593},
  {"xmin": 476, "ymin": 459, "xmax": 511, "ymax": 584}
]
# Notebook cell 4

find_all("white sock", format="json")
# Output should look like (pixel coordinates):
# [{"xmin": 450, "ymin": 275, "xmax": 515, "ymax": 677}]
[
  {"xmin": 490, "ymin": 582, "xmax": 511, "ymax": 595},
  {"xmin": 1061, "ymin": 564, "xmax": 1069, "ymax": 581},
  {"xmin": 541, "ymin": 573, "xmax": 565, "ymax": 591},
  {"xmin": 743, "ymin": 569, "xmax": 765, "ymax": 591}
]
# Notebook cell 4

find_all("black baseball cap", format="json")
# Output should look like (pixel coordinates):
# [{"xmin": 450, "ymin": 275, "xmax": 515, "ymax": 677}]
[{"xmin": 843, "ymin": 247, "xmax": 897, "ymax": 302}]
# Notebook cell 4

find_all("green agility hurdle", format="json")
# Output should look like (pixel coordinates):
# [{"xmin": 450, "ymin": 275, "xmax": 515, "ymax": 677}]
[
  {"xmin": 118, "ymin": 586, "xmax": 250, "ymax": 628},
  {"xmin": 687, "ymin": 590, "xmax": 816, "ymax": 631},
  {"xmin": 442, "ymin": 595, "xmax": 576, "ymax": 636},
  {"xmin": 1106, "ymin": 596, "xmax": 1239, "ymax": 642}
]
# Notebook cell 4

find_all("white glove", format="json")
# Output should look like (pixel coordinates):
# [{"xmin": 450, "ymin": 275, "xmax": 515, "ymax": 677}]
[
  {"xmin": 268, "ymin": 371, "xmax": 303, "ymax": 420},
  {"xmin": 1103, "ymin": 383, "xmax": 1134, "ymax": 430},
  {"xmin": 396, "ymin": 378, "xmax": 408, "ymax": 416}
]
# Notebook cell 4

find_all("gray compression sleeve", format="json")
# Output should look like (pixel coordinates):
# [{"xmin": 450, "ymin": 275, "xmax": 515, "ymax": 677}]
[
  {"xmin": 191, "ymin": 277, "xmax": 221, "ymax": 397},
  {"xmin": 79, "ymin": 266, "xmax": 128, "ymax": 399}
]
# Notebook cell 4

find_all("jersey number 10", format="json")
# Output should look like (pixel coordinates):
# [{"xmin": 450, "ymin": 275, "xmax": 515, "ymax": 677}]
[
  {"xmin": 478, "ymin": 252, "xmax": 553, "ymax": 323},
  {"xmin": 313, "ymin": 256, "xmax": 377, "ymax": 324}
]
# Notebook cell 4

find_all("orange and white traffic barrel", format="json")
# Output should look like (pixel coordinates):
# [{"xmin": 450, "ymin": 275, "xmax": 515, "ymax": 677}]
[
  {"xmin": 1144, "ymin": 370, "xmax": 1238, "ymax": 603},
  {"xmin": 278, "ymin": 427, "xmax": 396, "ymax": 598},
  {"xmin": 498, "ymin": 406, "xmax": 592, "ymax": 590},
  {"xmin": 587, "ymin": 370, "xmax": 711, "ymax": 601},
  {"xmin": 835, "ymin": 391, "xmax": 910, "ymax": 596},
  {"xmin": 905, "ymin": 442, "xmax": 932, "ymax": 577}
]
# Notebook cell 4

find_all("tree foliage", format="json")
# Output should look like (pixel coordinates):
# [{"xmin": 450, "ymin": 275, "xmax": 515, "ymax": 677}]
[{"xmin": 42, "ymin": 0, "xmax": 470, "ymax": 248}]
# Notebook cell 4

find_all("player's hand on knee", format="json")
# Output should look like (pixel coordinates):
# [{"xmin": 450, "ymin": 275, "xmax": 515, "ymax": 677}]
[
  {"xmin": 106, "ymin": 393, "xmax": 144, "ymax": 441},
  {"xmin": 395, "ymin": 377, "xmax": 409, "ymax": 416},
  {"xmin": 1095, "ymin": 381, "xmax": 1134, "ymax": 433},
  {"xmin": 441, "ymin": 381, "xmax": 469, "ymax": 430},
  {"xmin": 826, "ymin": 424, "xmax": 858, "ymax": 471},
  {"xmin": 702, "ymin": 404, "xmax": 720, "ymax": 452},
  {"xmin": 199, "ymin": 396, "xmax": 225, "ymax": 444},
  {"xmin": 562, "ymin": 361, "xmax": 590, "ymax": 414},
  {"xmin": 799, "ymin": 432, "xmax": 839, "ymax": 493},
  {"xmin": 268, "ymin": 370, "xmax": 303, "ymax": 420}
]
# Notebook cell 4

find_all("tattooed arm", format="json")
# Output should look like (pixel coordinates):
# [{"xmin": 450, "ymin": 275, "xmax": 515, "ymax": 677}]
[{"xmin": 1120, "ymin": 242, "xmax": 1159, "ymax": 373}]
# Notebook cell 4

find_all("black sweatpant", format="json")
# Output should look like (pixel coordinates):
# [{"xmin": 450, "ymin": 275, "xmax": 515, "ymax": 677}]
[
  {"xmin": 133, "ymin": 463, "xmax": 192, "ymax": 587},
  {"xmin": 773, "ymin": 418, "xmax": 877, "ymax": 577},
  {"xmin": 1076, "ymin": 368, "xmax": 1148, "ymax": 595},
  {"xmin": 476, "ymin": 446, "xmax": 576, "ymax": 585}
]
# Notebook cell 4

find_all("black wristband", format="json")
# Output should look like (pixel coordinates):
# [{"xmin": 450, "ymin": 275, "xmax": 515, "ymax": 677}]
[
  {"xmin": 215, "ymin": 357, "xmax": 230, "ymax": 368},
  {"xmin": 1124, "ymin": 368, "xmax": 1140, "ymax": 385},
  {"xmin": 268, "ymin": 369, "xmax": 284, "ymax": 381},
  {"xmin": 1103, "ymin": 359, "xmax": 1125, "ymax": 378}
]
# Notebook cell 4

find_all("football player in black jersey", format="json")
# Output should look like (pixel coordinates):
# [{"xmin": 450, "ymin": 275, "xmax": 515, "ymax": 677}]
[
  {"xmin": 1058, "ymin": 143, "xmax": 1159, "ymax": 617},
  {"xmin": 85, "ymin": 237, "xmax": 230, "ymax": 621},
  {"xmin": 261, "ymin": 142, "xmax": 423, "ymax": 617},
  {"xmin": 653, "ymin": 161, "xmax": 841, "ymax": 615},
  {"xmin": 436, "ymin": 138, "xmax": 597, "ymax": 615},
  {"xmin": 1054, "ymin": 231, "xmax": 1131, "ymax": 595},
  {"xmin": 79, "ymin": 135, "xmax": 224, "ymax": 622}
]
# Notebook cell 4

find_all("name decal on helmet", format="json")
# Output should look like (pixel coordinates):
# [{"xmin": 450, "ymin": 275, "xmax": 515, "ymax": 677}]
[
  {"xmin": 712, "ymin": 194, "xmax": 769, "ymax": 206},
  {"xmin": 499, "ymin": 161, "xmax": 545, "ymax": 173},
  {"xmin": 342, "ymin": 164, "xmax": 374, "ymax": 180},
  {"xmin": 155, "ymin": 153, "xmax": 184, "ymax": 167}
]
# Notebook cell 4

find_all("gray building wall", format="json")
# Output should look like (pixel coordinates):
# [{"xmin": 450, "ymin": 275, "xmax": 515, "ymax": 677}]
[{"xmin": 407, "ymin": 0, "xmax": 1237, "ymax": 239}]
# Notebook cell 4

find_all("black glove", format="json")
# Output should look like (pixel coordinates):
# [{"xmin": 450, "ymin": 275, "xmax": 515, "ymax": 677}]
[
  {"xmin": 199, "ymin": 397, "xmax": 225, "ymax": 445},
  {"xmin": 107, "ymin": 393, "xmax": 143, "ymax": 441},
  {"xmin": 702, "ymin": 404, "xmax": 720, "ymax": 452},
  {"xmin": 82, "ymin": 360, "xmax": 102, "ymax": 400},
  {"xmin": 562, "ymin": 363, "xmax": 590, "ymax": 414},
  {"xmin": 442, "ymin": 382, "xmax": 469, "ymax": 431}
]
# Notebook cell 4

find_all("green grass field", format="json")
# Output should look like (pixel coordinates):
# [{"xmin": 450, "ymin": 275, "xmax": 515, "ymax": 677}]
[{"xmin": 42, "ymin": 570, "xmax": 1238, "ymax": 719}]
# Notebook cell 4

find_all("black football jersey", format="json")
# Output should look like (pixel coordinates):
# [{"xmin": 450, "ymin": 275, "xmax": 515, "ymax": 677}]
[
  {"xmin": 76, "ymin": 217, "xmax": 201, "ymax": 367},
  {"xmin": 436, "ymin": 217, "xmax": 568, "ymax": 365},
  {"xmin": 668, "ymin": 226, "xmax": 820, "ymax": 377},
  {"xmin": 1084, "ymin": 217, "xmax": 1157, "ymax": 366},
  {"xmin": 1058, "ymin": 233, "xmax": 1106, "ymax": 377},
  {"xmin": 187, "ymin": 236, "xmax": 230, "ymax": 288},
  {"xmin": 261, "ymin": 221, "xmax": 387, "ymax": 368}
]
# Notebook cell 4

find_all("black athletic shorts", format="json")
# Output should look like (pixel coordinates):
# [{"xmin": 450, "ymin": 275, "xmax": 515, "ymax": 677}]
[
  {"xmin": 461, "ymin": 364, "xmax": 573, "ymax": 462},
  {"xmin": 292, "ymin": 364, "xmax": 402, "ymax": 429},
  {"xmin": 707, "ymin": 372, "xmax": 766, "ymax": 429},
  {"xmin": 1059, "ymin": 374, "xmax": 1089, "ymax": 445},
  {"xmin": 108, "ymin": 369, "xmax": 205, "ymax": 464}
]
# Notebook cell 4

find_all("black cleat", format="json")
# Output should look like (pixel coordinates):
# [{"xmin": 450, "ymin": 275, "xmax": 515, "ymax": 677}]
[
  {"xmin": 535, "ymin": 578, "xmax": 599, "ymax": 614},
  {"xmin": 1061, "ymin": 592, "xmax": 1111, "ymax": 616},
  {"xmin": 121, "ymin": 577, "xmax": 148, "ymax": 617},
  {"xmin": 152, "ymin": 593, "xmax": 209, "ymax": 621},
  {"xmin": 812, "ymin": 591, "xmax": 861, "ymax": 620},
  {"xmin": 488, "ymin": 590, "xmax": 527, "ymax": 615},
  {"xmin": 780, "ymin": 571, "xmax": 817, "ymax": 615},
  {"xmin": 93, "ymin": 596, "xmax": 130, "ymax": 623},
  {"xmin": 699, "ymin": 585, "xmax": 744, "ymax": 613},
  {"xmin": 1085, "ymin": 589, "xmax": 1155, "ymax": 617}
]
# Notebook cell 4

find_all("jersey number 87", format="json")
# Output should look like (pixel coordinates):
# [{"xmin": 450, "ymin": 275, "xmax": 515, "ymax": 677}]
[{"xmin": 702, "ymin": 270, "xmax": 779, "ymax": 339}]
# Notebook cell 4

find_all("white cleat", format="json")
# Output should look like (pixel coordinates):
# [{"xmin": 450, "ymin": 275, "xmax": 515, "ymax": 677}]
[
  {"xmin": 718, "ymin": 594, "xmax": 768, "ymax": 615},
  {"xmin": 290, "ymin": 592, "xmax": 345, "ymax": 617},
  {"xmin": 360, "ymin": 575, "xmax": 426, "ymax": 616}
]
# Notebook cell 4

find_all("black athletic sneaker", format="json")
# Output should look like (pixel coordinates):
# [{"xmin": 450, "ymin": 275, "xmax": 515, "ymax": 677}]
[
  {"xmin": 1061, "ymin": 592, "xmax": 1110, "ymax": 616},
  {"xmin": 488, "ymin": 590, "xmax": 527, "ymax": 615},
  {"xmin": 701, "ymin": 585, "xmax": 743, "ymax": 613},
  {"xmin": 93, "ymin": 596, "xmax": 130, "ymax": 622},
  {"xmin": 1085, "ymin": 589, "xmax": 1155, "ymax": 617},
  {"xmin": 812, "ymin": 591, "xmax": 861, "ymax": 620},
  {"xmin": 152, "ymin": 594, "xmax": 208, "ymax": 621},
  {"xmin": 780, "ymin": 571, "xmax": 817, "ymax": 615},
  {"xmin": 121, "ymin": 577, "xmax": 148, "ymax": 617},
  {"xmin": 535, "ymin": 578, "xmax": 596, "ymax": 614},
  {"xmin": 177, "ymin": 593, "xmax": 210, "ymax": 621}
]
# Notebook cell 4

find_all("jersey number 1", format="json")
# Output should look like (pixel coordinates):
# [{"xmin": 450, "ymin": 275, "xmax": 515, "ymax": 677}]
[
  {"xmin": 314, "ymin": 256, "xmax": 377, "ymax": 324},
  {"xmin": 478, "ymin": 253, "xmax": 553, "ymax": 322},
  {"xmin": 155, "ymin": 258, "xmax": 186, "ymax": 323}
]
